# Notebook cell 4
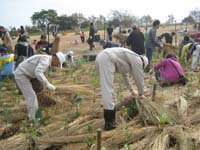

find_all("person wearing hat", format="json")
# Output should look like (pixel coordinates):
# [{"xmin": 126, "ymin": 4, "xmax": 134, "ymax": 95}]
[
  {"xmin": 95, "ymin": 47, "xmax": 148, "ymax": 131},
  {"xmin": 154, "ymin": 53, "xmax": 185, "ymax": 87},
  {"xmin": 0, "ymin": 46, "xmax": 14, "ymax": 90},
  {"xmin": 65, "ymin": 50, "xmax": 74, "ymax": 63},
  {"xmin": 14, "ymin": 35, "xmax": 34, "ymax": 69},
  {"xmin": 14, "ymin": 52, "xmax": 66, "ymax": 121},
  {"xmin": 145, "ymin": 19, "xmax": 162, "ymax": 72}
]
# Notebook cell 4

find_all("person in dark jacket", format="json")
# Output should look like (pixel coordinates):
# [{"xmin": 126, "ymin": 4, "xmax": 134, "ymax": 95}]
[
  {"xmin": 107, "ymin": 24, "xmax": 113, "ymax": 41},
  {"xmin": 126, "ymin": 26, "xmax": 145, "ymax": 55},
  {"xmin": 88, "ymin": 22, "xmax": 95, "ymax": 50},
  {"xmin": 159, "ymin": 32, "xmax": 176, "ymax": 44},
  {"xmin": 35, "ymin": 34, "xmax": 52, "ymax": 54},
  {"xmin": 14, "ymin": 35, "xmax": 34, "ymax": 68},
  {"xmin": 99, "ymin": 40, "xmax": 119, "ymax": 49}
]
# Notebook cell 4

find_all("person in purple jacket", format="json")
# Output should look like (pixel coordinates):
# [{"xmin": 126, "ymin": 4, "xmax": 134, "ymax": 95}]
[{"xmin": 154, "ymin": 53, "xmax": 184, "ymax": 87}]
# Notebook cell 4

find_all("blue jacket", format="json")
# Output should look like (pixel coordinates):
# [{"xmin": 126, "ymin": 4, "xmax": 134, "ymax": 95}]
[{"xmin": 0, "ymin": 53, "xmax": 14, "ymax": 75}]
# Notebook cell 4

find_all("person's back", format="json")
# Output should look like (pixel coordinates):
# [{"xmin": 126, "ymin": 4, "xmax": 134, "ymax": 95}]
[
  {"xmin": 154, "ymin": 55, "xmax": 184, "ymax": 84},
  {"xmin": 14, "ymin": 35, "xmax": 34, "ymax": 68},
  {"xmin": 127, "ymin": 27, "xmax": 145, "ymax": 55},
  {"xmin": 161, "ymin": 33, "xmax": 171, "ymax": 44}
]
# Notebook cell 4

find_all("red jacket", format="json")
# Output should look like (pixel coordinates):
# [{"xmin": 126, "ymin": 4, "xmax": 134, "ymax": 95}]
[{"xmin": 154, "ymin": 57, "xmax": 184, "ymax": 83}]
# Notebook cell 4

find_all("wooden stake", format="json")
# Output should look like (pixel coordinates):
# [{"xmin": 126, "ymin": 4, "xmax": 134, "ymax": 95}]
[
  {"xmin": 152, "ymin": 84, "xmax": 157, "ymax": 101},
  {"xmin": 97, "ymin": 128, "xmax": 102, "ymax": 150}
]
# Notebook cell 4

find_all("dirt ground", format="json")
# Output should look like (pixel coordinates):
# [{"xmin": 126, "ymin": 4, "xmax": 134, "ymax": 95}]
[{"xmin": 0, "ymin": 24, "xmax": 200, "ymax": 150}]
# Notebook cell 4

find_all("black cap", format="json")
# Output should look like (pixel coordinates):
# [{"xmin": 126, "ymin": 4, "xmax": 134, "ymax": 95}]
[
  {"xmin": 166, "ymin": 53, "xmax": 176, "ymax": 59},
  {"xmin": 184, "ymin": 36, "xmax": 189, "ymax": 41},
  {"xmin": 0, "ymin": 46, "xmax": 7, "ymax": 53},
  {"xmin": 41, "ymin": 34, "xmax": 47, "ymax": 39}
]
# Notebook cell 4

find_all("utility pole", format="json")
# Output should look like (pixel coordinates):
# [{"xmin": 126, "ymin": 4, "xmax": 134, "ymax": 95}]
[
  {"xmin": 174, "ymin": 20, "xmax": 177, "ymax": 46},
  {"xmin": 104, "ymin": 17, "xmax": 106, "ymax": 40}
]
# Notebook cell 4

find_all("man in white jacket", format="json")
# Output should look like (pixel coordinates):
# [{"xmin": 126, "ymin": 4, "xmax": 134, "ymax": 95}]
[
  {"xmin": 15, "ymin": 52, "xmax": 66, "ymax": 121},
  {"xmin": 96, "ymin": 47, "xmax": 148, "ymax": 130}
]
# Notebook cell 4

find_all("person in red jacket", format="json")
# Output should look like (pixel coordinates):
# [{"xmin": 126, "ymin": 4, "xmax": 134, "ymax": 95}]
[{"xmin": 154, "ymin": 54, "xmax": 185, "ymax": 87}]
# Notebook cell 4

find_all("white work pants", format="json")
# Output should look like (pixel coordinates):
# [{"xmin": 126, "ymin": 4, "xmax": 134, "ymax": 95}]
[
  {"xmin": 15, "ymin": 74, "xmax": 38, "ymax": 121},
  {"xmin": 96, "ymin": 52, "xmax": 115, "ymax": 110},
  {"xmin": 191, "ymin": 45, "xmax": 200, "ymax": 71}
]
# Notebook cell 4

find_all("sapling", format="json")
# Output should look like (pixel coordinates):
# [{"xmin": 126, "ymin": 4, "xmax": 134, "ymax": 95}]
[
  {"xmin": 122, "ymin": 123, "xmax": 131, "ymax": 142},
  {"xmin": 85, "ymin": 123, "xmax": 96, "ymax": 149},
  {"xmin": 122, "ymin": 144, "xmax": 131, "ymax": 150}
]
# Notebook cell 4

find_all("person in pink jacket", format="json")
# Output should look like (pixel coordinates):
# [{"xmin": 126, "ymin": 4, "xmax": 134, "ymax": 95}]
[{"xmin": 154, "ymin": 54, "xmax": 184, "ymax": 87}]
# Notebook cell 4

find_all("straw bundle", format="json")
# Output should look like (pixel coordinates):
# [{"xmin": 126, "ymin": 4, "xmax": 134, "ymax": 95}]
[
  {"xmin": 51, "ymin": 36, "xmax": 60, "ymax": 55},
  {"xmin": 162, "ymin": 43, "xmax": 179, "ymax": 57},
  {"xmin": 167, "ymin": 126, "xmax": 189, "ymax": 150},
  {"xmin": 37, "ymin": 91, "xmax": 56, "ymax": 107},
  {"xmin": 113, "ymin": 33, "xmax": 128, "ymax": 47},
  {"xmin": 30, "ymin": 78, "xmax": 44, "ymax": 93},
  {"xmin": 0, "ymin": 134, "xmax": 27, "ymax": 150},
  {"xmin": 176, "ymin": 97, "xmax": 188, "ymax": 123},
  {"xmin": 188, "ymin": 111, "xmax": 200, "ymax": 125},
  {"xmin": 56, "ymin": 85, "xmax": 94, "ymax": 96},
  {"xmin": 135, "ymin": 97, "xmax": 174, "ymax": 125},
  {"xmin": 144, "ymin": 131, "xmax": 170, "ymax": 150}
]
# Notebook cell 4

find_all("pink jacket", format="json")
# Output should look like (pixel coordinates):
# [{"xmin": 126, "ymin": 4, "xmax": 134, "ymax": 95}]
[{"xmin": 154, "ymin": 57, "xmax": 184, "ymax": 83}]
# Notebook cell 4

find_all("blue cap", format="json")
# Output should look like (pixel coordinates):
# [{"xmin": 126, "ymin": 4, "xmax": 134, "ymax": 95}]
[{"xmin": 0, "ymin": 46, "xmax": 7, "ymax": 53}]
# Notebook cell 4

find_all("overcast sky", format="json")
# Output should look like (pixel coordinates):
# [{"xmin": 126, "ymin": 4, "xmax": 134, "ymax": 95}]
[{"xmin": 1, "ymin": 0, "xmax": 200, "ymax": 28}]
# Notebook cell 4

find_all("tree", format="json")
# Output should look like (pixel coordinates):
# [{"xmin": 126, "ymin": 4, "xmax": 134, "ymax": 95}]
[
  {"xmin": 182, "ymin": 15, "xmax": 195, "ymax": 24},
  {"xmin": 95, "ymin": 15, "xmax": 105, "ymax": 29},
  {"xmin": 189, "ymin": 8, "xmax": 200, "ymax": 23},
  {"xmin": 31, "ymin": 9, "xmax": 58, "ymax": 32},
  {"xmin": 140, "ymin": 15, "xmax": 152, "ymax": 26},
  {"xmin": 71, "ymin": 13, "xmax": 86, "ymax": 29},
  {"xmin": 109, "ymin": 10, "xmax": 138, "ymax": 28},
  {"xmin": 165, "ymin": 14, "xmax": 175, "ymax": 24}
]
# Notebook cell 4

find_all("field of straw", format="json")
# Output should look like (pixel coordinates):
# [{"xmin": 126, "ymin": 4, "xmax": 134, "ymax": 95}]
[{"xmin": 0, "ymin": 24, "xmax": 200, "ymax": 150}]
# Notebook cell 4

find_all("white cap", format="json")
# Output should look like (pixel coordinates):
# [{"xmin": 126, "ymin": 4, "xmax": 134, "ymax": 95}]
[
  {"xmin": 56, "ymin": 52, "xmax": 66, "ymax": 68},
  {"xmin": 66, "ymin": 50, "xmax": 74, "ymax": 56},
  {"xmin": 140, "ymin": 55, "xmax": 148, "ymax": 69}
]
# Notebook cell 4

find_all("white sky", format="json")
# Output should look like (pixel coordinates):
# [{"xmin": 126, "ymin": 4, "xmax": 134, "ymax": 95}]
[{"xmin": 1, "ymin": 0, "xmax": 200, "ymax": 28}]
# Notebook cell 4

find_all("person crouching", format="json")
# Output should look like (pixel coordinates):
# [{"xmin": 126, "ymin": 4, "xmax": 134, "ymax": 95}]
[{"xmin": 14, "ymin": 52, "xmax": 66, "ymax": 121}]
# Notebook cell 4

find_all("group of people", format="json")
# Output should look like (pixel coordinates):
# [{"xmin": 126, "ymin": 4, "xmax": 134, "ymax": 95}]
[
  {"xmin": 0, "ymin": 25, "xmax": 75, "ymax": 122},
  {"xmin": 96, "ymin": 19, "xmax": 200, "ymax": 130},
  {"xmin": 1, "ymin": 20, "xmax": 200, "ymax": 132}
]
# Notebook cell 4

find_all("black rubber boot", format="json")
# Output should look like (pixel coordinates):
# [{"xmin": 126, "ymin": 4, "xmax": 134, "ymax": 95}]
[{"xmin": 104, "ymin": 109, "xmax": 116, "ymax": 131}]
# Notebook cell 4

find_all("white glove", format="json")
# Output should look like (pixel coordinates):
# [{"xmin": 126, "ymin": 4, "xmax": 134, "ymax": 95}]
[
  {"xmin": 137, "ymin": 94, "xmax": 146, "ymax": 100},
  {"xmin": 47, "ymin": 83, "xmax": 56, "ymax": 91},
  {"xmin": 160, "ymin": 43, "xmax": 163, "ymax": 48}
]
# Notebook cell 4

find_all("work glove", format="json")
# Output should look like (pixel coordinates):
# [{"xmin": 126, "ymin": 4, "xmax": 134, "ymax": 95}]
[
  {"xmin": 160, "ymin": 43, "xmax": 163, "ymax": 48},
  {"xmin": 137, "ymin": 94, "xmax": 146, "ymax": 100},
  {"xmin": 130, "ymin": 89, "xmax": 138, "ymax": 97},
  {"xmin": 47, "ymin": 83, "xmax": 56, "ymax": 91}
]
